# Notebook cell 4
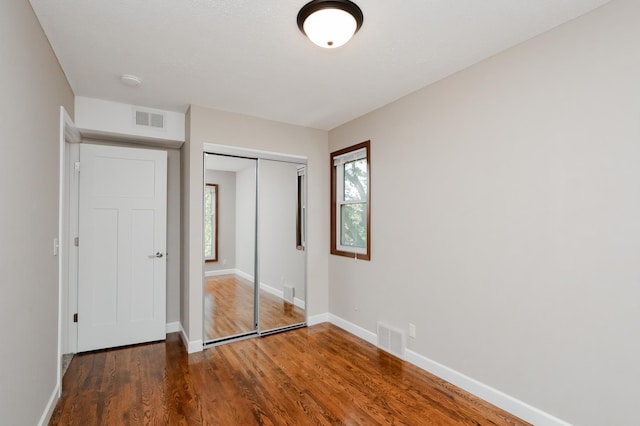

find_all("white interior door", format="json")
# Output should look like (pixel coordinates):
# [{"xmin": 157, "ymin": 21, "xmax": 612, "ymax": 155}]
[{"xmin": 77, "ymin": 144, "xmax": 167, "ymax": 352}]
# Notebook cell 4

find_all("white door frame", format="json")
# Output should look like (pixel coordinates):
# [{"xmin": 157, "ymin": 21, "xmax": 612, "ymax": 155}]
[
  {"xmin": 57, "ymin": 106, "xmax": 81, "ymax": 394},
  {"xmin": 59, "ymin": 121, "xmax": 175, "ymax": 357}
]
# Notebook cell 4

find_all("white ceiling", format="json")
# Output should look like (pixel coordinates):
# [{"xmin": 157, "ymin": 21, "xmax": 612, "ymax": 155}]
[{"xmin": 30, "ymin": 0, "xmax": 610, "ymax": 130}]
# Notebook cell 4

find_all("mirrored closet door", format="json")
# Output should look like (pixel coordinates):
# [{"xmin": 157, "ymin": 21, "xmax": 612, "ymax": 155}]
[
  {"xmin": 203, "ymin": 151, "xmax": 307, "ymax": 345},
  {"xmin": 257, "ymin": 159, "xmax": 306, "ymax": 334},
  {"xmin": 203, "ymin": 154, "xmax": 257, "ymax": 342}
]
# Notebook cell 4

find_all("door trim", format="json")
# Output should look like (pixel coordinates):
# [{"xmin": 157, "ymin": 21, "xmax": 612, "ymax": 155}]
[
  {"xmin": 203, "ymin": 143, "xmax": 307, "ymax": 165},
  {"xmin": 58, "ymin": 106, "xmax": 80, "ymax": 394}
]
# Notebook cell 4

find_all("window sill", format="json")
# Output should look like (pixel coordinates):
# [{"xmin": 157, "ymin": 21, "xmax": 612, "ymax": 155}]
[{"xmin": 330, "ymin": 249, "xmax": 370, "ymax": 261}]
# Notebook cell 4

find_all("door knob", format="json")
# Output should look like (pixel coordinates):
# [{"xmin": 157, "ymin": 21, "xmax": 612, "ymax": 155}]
[{"xmin": 149, "ymin": 252, "xmax": 164, "ymax": 258}]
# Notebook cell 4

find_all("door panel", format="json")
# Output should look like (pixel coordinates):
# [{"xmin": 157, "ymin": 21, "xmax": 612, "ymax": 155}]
[
  {"xmin": 131, "ymin": 209, "xmax": 156, "ymax": 321},
  {"xmin": 90, "ymin": 208, "xmax": 118, "ymax": 325},
  {"xmin": 78, "ymin": 144, "xmax": 167, "ymax": 352}
]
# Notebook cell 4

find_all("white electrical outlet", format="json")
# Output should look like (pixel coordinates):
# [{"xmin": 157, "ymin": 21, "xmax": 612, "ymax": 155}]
[
  {"xmin": 222, "ymin": 259, "xmax": 227, "ymax": 265},
  {"xmin": 409, "ymin": 323, "xmax": 416, "ymax": 339}
]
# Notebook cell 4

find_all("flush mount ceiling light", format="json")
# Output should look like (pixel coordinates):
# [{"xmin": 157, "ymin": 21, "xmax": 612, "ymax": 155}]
[{"xmin": 297, "ymin": 0, "xmax": 363, "ymax": 49}]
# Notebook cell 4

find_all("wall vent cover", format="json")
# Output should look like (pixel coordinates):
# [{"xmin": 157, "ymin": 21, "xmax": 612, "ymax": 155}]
[
  {"xmin": 283, "ymin": 285, "xmax": 295, "ymax": 304},
  {"xmin": 377, "ymin": 322, "xmax": 406, "ymax": 358},
  {"xmin": 133, "ymin": 108, "xmax": 165, "ymax": 130}
]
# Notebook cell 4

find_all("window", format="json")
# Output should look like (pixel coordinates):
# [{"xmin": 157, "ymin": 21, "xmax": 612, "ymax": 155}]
[
  {"xmin": 296, "ymin": 166, "xmax": 307, "ymax": 250},
  {"xmin": 204, "ymin": 183, "xmax": 218, "ymax": 262},
  {"xmin": 331, "ymin": 141, "xmax": 370, "ymax": 260}
]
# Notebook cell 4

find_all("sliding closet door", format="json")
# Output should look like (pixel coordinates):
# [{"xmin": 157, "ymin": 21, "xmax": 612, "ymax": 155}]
[
  {"xmin": 203, "ymin": 154, "xmax": 257, "ymax": 342},
  {"xmin": 258, "ymin": 159, "xmax": 307, "ymax": 333}
]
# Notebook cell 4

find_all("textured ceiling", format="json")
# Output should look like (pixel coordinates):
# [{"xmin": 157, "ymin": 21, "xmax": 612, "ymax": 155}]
[{"xmin": 29, "ymin": 0, "xmax": 611, "ymax": 130}]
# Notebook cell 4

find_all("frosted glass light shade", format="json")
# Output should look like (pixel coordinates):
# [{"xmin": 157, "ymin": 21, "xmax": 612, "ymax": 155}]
[
  {"xmin": 303, "ymin": 8, "xmax": 357, "ymax": 48},
  {"xmin": 297, "ymin": 0, "xmax": 364, "ymax": 49}
]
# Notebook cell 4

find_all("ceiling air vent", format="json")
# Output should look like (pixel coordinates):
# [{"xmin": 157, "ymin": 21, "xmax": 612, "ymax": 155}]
[{"xmin": 133, "ymin": 108, "xmax": 166, "ymax": 130}]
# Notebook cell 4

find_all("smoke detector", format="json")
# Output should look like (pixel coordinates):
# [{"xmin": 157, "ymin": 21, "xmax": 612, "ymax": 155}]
[{"xmin": 120, "ymin": 74, "xmax": 142, "ymax": 87}]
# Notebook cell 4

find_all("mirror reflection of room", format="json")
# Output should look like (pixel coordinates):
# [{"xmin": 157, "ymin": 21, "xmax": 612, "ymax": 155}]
[
  {"xmin": 204, "ymin": 154, "xmax": 257, "ymax": 341},
  {"xmin": 203, "ymin": 153, "xmax": 307, "ymax": 343},
  {"xmin": 258, "ymin": 159, "xmax": 306, "ymax": 333}
]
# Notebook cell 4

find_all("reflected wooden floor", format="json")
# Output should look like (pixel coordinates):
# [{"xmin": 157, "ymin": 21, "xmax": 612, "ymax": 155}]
[
  {"xmin": 50, "ymin": 324, "xmax": 529, "ymax": 425},
  {"xmin": 205, "ymin": 274, "xmax": 305, "ymax": 341}
]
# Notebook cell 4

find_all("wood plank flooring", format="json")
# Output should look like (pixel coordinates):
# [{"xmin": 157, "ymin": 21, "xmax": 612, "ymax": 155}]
[
  {"xmin": 204, "ymin": 274, "xmax": 305, "ymax": 341},
  {"xmin": 50, "ymin": 324, "xmax": 529, "ymax": 425}
]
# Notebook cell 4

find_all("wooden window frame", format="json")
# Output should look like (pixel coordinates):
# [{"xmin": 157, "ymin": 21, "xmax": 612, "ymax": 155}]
[
  {"xmin": 204, "ymin": 183, "xmax": 219, "ymax": 263},
  {"xmin": 296, "ymin": 166, "xmax": 307, "ymax": 251},
  {"xmin": 330, "ymin": 140, "xmax": 371, "ymax": 261}
]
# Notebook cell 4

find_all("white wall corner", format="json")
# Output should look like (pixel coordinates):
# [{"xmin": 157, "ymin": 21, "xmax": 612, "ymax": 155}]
[
  {"xmin": 328, "ymin": 314, "xmax": 570, "ymax": 426},
  {"xmin": 37, "ymin": 384, "xmax": 60, "ymax": 426},
  {"xmin": 166, "ymin": 322, "xmax": 180, "ymax": 334},
  {"xmin": 179, "ymin": 323, "xmax": 203, "ymax": 354}
]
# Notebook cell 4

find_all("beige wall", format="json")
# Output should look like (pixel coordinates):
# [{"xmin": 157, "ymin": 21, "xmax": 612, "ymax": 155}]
[
  {"xmin": 0, "ymin": 1, "xmax": 74, "ymax": 424},
  {"xmin": 204, "ymin": 169, "xmax": 237, "ymax": 272},
  {"xmin": 234, "ymin": 166, "xmax": 256, "ymax": 277},
  {"xmin": 166, "ymin": 148, "xmax": 181, "ymax": 323},
  {"xmin": 180, "ymin": 108, "xmax": 192, "ymax": 336},
  {"xmin": 259, "ymin": 160, "xmax": 306, "ymax": 299},
  {"xmin": 328, "ymin": 1, "xmax": 639, "ymax": 424},
  {"xmin": 183, "ymin": 105, "xmax": 329, "ymax": 343},
  {"xmin": 8, "ymin": 0, "xmax": 631, "ymax": 421}
]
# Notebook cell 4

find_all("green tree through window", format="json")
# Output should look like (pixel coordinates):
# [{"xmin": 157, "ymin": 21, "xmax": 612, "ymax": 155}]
[
  {"xmin": 204, "ymin": 184, "xmax": 217, "ymax": 262},
  {"xmin": 331, "ymin": 141, "xmax": 370, "ymax": 260},
  {"xmin": 341, "ymin": 158, "xmax": 367, "ymax": 248}
]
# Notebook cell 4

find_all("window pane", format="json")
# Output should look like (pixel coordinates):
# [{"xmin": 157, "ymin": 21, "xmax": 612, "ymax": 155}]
[
  {"xmin": 204, "ymin": 189, "xmax": 212, "ymax": 258},
  {"xmin": 204, "ymin": 191, "xmax": 212, "ymax": 216},
  {"xmin": 204, "ymin": 215, "xmax": 212, "ymax": 257},
  {"xmin": 340, "ymin": 203, "xmax": 367, "ymax": 248},
  {"xmin": 343, "ymin": 159, "xmax": 367, "ymax": 202}
]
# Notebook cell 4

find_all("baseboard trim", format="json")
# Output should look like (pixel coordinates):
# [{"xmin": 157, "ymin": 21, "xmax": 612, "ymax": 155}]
[
  {"xmin": 179, "ymin": 323, "xmax": 203, "ymax": 354},
  {"xmin": 38, "ymin": 383, "xmax": 60, "ymax": 426},
  {"xmin": 235, "ymin": 269, "xmax": 253, "ymax": 281},
  {"xmin": 404, "ymin": 349, "xmax": 570, "ymax": 426},
  {"xmin": 294, "ymin": 297, "xmax": 306, "ymax": 310},
  {"xmin": 259, "ymin": 282, "xmax": 306, "ymax": 310},
  {"xmin": 259, "ymin": 281, "xmax": 282, "ymax": 299},
  {"xmin": 328, "ymin": 313, "xmax": 377, "ymax": 345},
  {"xmin": 166, "ymin": 321, "xmax": 180, "ymax": 334},
  {"xmin": 326, "ymin": 314, "xmax": 570, "ymax": 426},
  {"xmin": 307, "ymin": 312, "xmax": 329, "ymax": 326},
  {"xmin": 204, "ymin": 268, "xmax": 236, "ymax": 277}
]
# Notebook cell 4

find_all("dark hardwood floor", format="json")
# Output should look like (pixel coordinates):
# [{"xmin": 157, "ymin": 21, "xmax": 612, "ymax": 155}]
[
  {"xmin": 204, "ymin": 274, "xmax": 305, "ymax": 341},
  {"xmin": 50, "ymin": 324, "xmax": 528, "ymax": 425}
]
